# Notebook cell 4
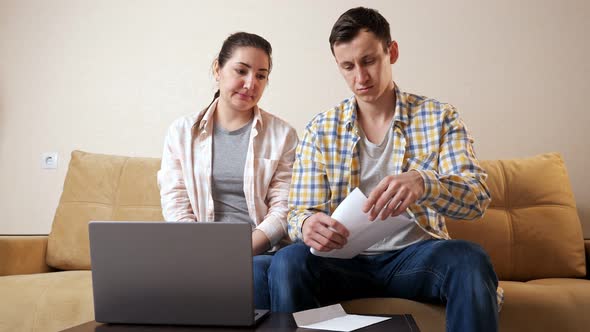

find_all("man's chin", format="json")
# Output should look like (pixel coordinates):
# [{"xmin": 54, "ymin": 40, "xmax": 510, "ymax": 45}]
[{"xmin": 355, "ymin": 94, "xmax": 377, "ymax": 103}]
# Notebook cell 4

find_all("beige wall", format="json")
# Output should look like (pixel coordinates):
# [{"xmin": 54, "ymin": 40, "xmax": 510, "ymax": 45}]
[{"xmin": 1, "ymin": 0, "xmax": 589, "ymax": 237}]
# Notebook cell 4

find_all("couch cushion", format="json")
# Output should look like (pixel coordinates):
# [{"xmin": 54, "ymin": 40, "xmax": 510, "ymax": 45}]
[
  {"xmin": 47, "ymin": 151, "xmax": 163, "ymax": 270},
  {"xmin": 342, "ymin": 279, "xmax": 590, "ymax": 332},
  {"xmin": 497, "ymin": 279, "xmax": 590, "ymax": 332},
  {"xmin": 447, "ymin": 153, "xmax": 586, "ymax": 281},
  {"xmin": 0, "ymin": 271, "xmax": 94, "ymax": 332}
]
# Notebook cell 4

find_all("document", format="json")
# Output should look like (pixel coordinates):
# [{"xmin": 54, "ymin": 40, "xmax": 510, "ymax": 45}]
[
  {"xmin": 310, "ymin": 188, "xmax": 415, "ymax": 259},
  {"xmin": 293, "ymin": 304, "xmax": 390, "ymax": 332}
]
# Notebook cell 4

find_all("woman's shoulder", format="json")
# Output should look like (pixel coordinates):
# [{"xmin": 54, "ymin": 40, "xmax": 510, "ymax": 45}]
[
  {"xmin": 166, "ymin": 111, "xmax": 203, "ymax": 132},
  {"xmin": 258, "ymin": 108, "xmax": 297, "ymax": 135}
]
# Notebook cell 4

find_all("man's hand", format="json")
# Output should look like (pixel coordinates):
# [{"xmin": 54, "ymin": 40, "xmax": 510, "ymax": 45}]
[
  {"xmin": 302, "ymin": 212, "xmax": 350, "ymax": 252},
  {"xmin": 362, "ymin": 170, "xmax": 425, "ymax": 221}
]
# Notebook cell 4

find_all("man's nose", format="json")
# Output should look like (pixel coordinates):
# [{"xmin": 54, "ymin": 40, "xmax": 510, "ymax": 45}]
[{"xmin": 356, "ymin": 67, "xmax": 369, "ymax": 84}]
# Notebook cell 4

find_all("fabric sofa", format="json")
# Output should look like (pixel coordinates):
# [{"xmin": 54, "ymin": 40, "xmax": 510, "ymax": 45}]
[{"xmin": 1, "ymin": 150, "xmax": 589, "ymax": 332}]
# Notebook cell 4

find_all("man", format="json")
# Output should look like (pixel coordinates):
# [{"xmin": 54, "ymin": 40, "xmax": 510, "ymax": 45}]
[{"xmin": 268, "ymin": 7, "xmax": 502, "ymax": 332}]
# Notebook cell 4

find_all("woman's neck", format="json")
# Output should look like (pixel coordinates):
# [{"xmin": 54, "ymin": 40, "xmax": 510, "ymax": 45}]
[{"xmin": 214, "ymin": 99, "xmax": 254, "ymax": 131}]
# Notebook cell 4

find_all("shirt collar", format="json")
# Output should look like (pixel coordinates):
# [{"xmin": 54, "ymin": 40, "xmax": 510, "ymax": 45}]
[
  {"xmin": 196, "ymin": 98, "xmax": 264, "ymax": 132},
  {"xmin": 344, "ymin": 83, "xmax": 410, "ymax": 131}
]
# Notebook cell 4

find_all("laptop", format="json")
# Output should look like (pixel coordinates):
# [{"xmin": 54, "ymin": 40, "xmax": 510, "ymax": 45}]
[{"xmin": 88, "ymin": 221, "xmax": 269, "ymax": 326}]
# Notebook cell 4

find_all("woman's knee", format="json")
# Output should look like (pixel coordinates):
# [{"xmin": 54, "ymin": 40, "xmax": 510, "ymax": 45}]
[
  {"xmin": 269, "ymin": 242, "xmax": 313, "ymax": 276},
  {"xmin": 253, "ymin": 255, "xmax": 273, "ymax": 279}
]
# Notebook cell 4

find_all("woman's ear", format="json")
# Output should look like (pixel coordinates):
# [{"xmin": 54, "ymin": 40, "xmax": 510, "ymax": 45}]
[{"xmin": 212, "ymin": 59, "xmax": 220, "ymax": 81}]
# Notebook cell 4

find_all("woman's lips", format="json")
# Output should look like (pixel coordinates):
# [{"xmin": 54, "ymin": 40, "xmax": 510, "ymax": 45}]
[{"xmin": 236, "ymin": 92, "xmax": 253, "ymax": 100}]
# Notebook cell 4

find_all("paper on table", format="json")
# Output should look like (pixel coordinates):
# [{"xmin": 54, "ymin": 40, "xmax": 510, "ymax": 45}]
[
  {"xmin": 310, "ymin": 188, "xmax": 416, "ymax": 259},
  {"xmin": 293, "ymin": 304, "xmax": 390, "ymax": 332}
]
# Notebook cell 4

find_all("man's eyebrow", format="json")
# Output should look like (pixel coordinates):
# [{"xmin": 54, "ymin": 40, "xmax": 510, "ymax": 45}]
[{"xmin": 236, "ymin": 62, "xmax": 269, "ymax": 72}]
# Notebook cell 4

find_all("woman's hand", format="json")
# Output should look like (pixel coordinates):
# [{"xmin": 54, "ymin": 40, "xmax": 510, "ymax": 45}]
[{"xmin": 252, "ymin": 229, "xmax": 271, "ymax": 256}]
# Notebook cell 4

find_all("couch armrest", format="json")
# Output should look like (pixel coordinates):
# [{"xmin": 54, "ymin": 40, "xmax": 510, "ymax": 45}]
[
  {"xmin": 0, "ymin": 235, "xmax": 54, "ymax": 276},
  {"xmin": 586, "ymin": 240, "xmax": 590, "ymax": 279}
]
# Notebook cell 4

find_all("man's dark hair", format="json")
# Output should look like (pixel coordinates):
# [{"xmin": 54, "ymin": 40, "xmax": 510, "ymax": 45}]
[{"xmin": 329, "ymin": 7, "xmax": 391, "ymax": 55}]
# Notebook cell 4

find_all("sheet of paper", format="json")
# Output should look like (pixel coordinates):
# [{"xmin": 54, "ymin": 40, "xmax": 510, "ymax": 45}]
[
  {"xmin": 293, "ymin": 304, "xmax": 391, "ymax": 332},
  {"xmin": 310, "ymin": 188, "xmax": 416, "ymax": 258},
  {"xmin": 300, "ymin": 315, "xmax": 391, "ymax": 332}
]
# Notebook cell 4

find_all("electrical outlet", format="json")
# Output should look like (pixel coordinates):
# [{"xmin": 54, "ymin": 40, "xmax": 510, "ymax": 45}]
[{"xmin": 41, "ymin": 152, "xmax": 58, "ymax": 169}]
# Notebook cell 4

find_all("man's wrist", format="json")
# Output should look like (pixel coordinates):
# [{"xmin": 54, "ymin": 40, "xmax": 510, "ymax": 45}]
[
  {"xmin": 299, "ymin": 214, "xmax": 313, "ymax": 240},
  {"xmin": 412, "ymin": 169, "xmax": 440, "ymax": 204}
]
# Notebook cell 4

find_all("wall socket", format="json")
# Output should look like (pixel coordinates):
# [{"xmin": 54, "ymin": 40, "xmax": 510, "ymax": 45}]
[{"xmin": 41, "ymin": 152, "xmax": 58, "ymax": 169}]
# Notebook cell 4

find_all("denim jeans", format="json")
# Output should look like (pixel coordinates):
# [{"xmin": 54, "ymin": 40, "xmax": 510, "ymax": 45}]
[
  {"xmin": 253, "ymin": 254, "xmax": 273, "ymax": 309},
  {"xmin": 268, "ymin": 239, "xmax": 499, "ymax": 332}
]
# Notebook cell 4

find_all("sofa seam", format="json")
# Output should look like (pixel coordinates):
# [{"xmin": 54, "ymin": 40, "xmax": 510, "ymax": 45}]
[
  {"xmin": 499, "ymin": 161, "xmax": 515, "ymax": 281},
  {"xmin": 487, "ymin": 203, "xmax": 577, "ymax": 210},
  {"xmin": 111, "ymin": 158, "xmax": 129, "ymax": 220},
  {"xmin": 58, "ymin": 201, "xmax": 161, "ymax": 208}
]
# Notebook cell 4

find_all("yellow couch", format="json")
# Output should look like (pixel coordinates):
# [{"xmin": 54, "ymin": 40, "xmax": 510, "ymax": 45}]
[{"xmin": 1, "ymin": 150, "xmax": 589, "ymax": 332}]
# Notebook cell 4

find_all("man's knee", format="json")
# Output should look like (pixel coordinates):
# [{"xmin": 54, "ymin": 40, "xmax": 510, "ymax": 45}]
[{"xmin": 441, "ymin": 240, "xmax": 496, "ymax": 279}]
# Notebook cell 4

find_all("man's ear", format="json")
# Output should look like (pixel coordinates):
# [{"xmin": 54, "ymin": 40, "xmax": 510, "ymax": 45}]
[{"xmin": 389, "ymin": 41, "xmax": 399, "ymax": 65}]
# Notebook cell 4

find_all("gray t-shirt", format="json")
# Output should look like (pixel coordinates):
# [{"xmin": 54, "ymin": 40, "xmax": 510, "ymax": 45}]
[
  {"xmin": 357, "ymin": 121, "xmax": 431, "ymax": 254},
  {"xmin": 211, "ymin": 119, "xmax": 255, "ymax": 228}
]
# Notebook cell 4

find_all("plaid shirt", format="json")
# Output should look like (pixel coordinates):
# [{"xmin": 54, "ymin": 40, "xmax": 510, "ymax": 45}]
[
  {"xmin": 287, "ymin": 84, "xmax": 503, "ymax": 309},
  {"xmin": 288, "ymin": 84, "xmax": 491, "ymax": 241}
]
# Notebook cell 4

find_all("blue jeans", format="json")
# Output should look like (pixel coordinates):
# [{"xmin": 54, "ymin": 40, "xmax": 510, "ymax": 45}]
[
  {"xmin": 268, "ymin": 239, "xmax": 499, "ymax": 332},
  {"xmin": 253, "ymin": 254, "xmax": 273, "ymax": 309}
]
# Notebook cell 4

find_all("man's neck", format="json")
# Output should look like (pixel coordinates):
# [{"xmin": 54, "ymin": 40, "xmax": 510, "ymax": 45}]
[
  {"xmin": 356, "ymin": 87, "xmax": 396, "ymax": 143},
  {"xmin": 355, "ymin": 85, "xmax": 396, "ymax": 123}
]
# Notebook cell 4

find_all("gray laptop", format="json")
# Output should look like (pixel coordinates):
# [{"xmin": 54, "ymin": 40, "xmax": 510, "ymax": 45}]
[{"xmin": 88, "ymin": 221, "xmax": 269, "ymax": 326}]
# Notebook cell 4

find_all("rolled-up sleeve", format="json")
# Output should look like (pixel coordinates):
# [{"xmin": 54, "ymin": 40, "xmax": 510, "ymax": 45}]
[
  {"xmin": 157, "ymin": 123, "xmax": 197, "ymax": 222},
  {"xmin": 413, "ymin": 107, "xmax": 491, "ymax": 220},
  {"xmin": 256, "ymin": 127, "xmax": 299, "ymax": 246}
]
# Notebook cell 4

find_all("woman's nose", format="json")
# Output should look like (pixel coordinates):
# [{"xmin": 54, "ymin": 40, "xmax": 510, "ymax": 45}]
[{"xmin": 243, "ymin": 74, "xmax": 255, "ymax": 90}]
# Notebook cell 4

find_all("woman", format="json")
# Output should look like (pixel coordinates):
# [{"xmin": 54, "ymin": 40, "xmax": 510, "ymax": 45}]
[{"xmin": 157, "ymin": 32, "xmax": 298, "ymax": 310}]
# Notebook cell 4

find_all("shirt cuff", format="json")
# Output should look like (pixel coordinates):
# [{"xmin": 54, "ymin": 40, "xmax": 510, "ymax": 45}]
[
  {"xmin": 413, "ymin": 169, "xmax": 441, "ymax": 205},
  {"xmin": 256, "ymin": 214, "xmax": 287, "ymax": 247}
]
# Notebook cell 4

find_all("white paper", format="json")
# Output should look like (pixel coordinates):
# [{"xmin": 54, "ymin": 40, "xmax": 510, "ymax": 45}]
[
  {"xmin": 300, "ymin": 315, "xmax": 390, "ymax": 332},
  {"xmin": 310, "ymin": 188, "xmax": 416, "ymax": 258},
  {"xmin": 293, "ymin": 304, "xmax": 390, "ymax": 332}
]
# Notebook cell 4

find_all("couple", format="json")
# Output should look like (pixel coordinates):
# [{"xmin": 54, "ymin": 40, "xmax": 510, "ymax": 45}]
[{"xmin": 157, "ymin": 7, "xmax": 501, "ymax": 332}]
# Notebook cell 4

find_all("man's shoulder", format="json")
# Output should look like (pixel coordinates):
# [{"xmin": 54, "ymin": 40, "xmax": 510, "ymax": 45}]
[
  {"xmin": 401, "ymin": 90, "xmax": 458, "ymax": 121},
  {"xmin": 306, "ymin": 97, "xmax": 355, "ymax": 129}
]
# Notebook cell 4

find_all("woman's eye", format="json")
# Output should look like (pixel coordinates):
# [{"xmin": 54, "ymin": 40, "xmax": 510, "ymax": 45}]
[
  {"xmin": 236, "ymin": 69, "xmax": 246, "ymax": 75},
  {"xmin": 256, "ymin": 74, "xmax": 267, "ymax": 80}
]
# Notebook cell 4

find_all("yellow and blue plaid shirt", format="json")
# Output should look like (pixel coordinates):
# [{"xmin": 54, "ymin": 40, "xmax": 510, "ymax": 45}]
[
  {"xmin": 287, "ymin": 85, "xmax": 503, "ymax": 308},
  {"xmin": 288, "ymin": 84, "xmax": 492, "ymax": 241}
]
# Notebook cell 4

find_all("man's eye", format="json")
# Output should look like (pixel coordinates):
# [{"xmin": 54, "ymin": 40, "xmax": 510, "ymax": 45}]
[
  {"xmin": 364, "ymin": 59, "xmax": 375, "ymax": 65},
  {"xmin": 343, "ymin": 65, "xmax": 353, "ymax": 71}
]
